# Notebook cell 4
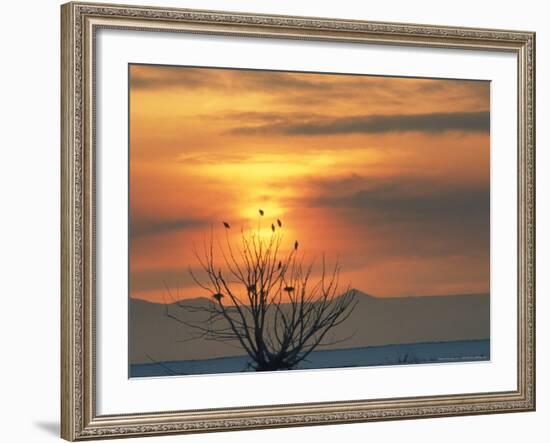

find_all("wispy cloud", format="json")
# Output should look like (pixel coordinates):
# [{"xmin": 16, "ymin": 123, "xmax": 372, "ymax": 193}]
[
  {"xmin": 315, "ymin": 184, "xmax": 489, "ymax": 224},
  {"xmin": 131, "ymin": 217, "xmax": 209, "ymax": 238},
  {"xmin": 129, "ymin": 65, "xmax": 489, "ymax": 112},
  {"xmin": 230, "ymin": 111, "xmax": 490, "ymax": 136},
  {"xmin": 276, "ymin": 173, "xmax": 489, "ymax": 243}
]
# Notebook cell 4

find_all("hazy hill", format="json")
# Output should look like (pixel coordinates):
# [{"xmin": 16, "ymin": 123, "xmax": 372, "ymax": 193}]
[{"xmin": 129, "ymin": 291, "xmax": 489, "ymax": 364}]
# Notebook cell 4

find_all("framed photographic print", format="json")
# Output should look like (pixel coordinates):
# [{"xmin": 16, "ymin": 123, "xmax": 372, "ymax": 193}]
[{"xmin": 61, "ymin": 1, "xmax": 536, "ymax": 440}]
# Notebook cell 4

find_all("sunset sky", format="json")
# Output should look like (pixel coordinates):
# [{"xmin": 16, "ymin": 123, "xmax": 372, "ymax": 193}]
[{"xmin": 129, "ymin": 64, "xmax": 490, "ymax": 303}]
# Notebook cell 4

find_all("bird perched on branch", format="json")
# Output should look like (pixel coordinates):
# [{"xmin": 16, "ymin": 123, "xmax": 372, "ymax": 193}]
[
  {"xmin": 294, "ymin": 240, "xmax": 299, "ymax": 250},
  {"xmin": 223, "ymin": 221, "xmax": 230, "ymax": 229},
  {"xmin": 212, "ymin": 293, "xmax": 224, "ymax": 302},
  {"xmin": 277, "ymin": 219, "xmax": 282, "ymax": 227},
  {"xmin": 259, "ymin": 209, "xmax": 264, "ymax": 216},
  {"xmin": 271, "ymin": 223, "xmax": 275, "ymax": 232}
]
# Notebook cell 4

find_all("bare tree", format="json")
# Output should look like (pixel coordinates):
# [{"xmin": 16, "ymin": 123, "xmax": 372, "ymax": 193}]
[{"xmin": 166, "ymin": 212, "xmax": 358, "ymax": 371}]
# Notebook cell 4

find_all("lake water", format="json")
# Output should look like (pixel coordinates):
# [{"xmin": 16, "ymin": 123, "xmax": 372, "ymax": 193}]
[{"xmin": 130, "ymin": 339, "xmax": 490, "ymax": 378}]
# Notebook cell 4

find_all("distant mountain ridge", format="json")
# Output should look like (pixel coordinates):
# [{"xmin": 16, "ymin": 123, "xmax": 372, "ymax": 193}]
[{"xmin": 129, "ymin": 291, "xmax": 489, "ymax": 364}]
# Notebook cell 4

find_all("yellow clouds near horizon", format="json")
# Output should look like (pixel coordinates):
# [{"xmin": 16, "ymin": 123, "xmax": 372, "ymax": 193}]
[{"xmin": 129, "ymin": 64, "xmax": 490, "ymax": 303}]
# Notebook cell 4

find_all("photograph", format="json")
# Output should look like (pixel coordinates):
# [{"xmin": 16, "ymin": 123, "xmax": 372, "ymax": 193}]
[{"xmin": 128, "ymin": 64, "xmax": 491, "ymax": 378}]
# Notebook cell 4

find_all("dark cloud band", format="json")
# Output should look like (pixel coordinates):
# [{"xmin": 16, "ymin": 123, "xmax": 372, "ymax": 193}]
[
  {"xmin": 232, "ymin": 111, "xmax": 490, "ymax": 136},
  {"xmin": 131, "ymin": 217, "xmax": 208, "ymax": 238}
]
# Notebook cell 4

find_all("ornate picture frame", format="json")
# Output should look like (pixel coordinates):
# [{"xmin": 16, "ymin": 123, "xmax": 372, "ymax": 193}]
[{"xmin": 61, "ymin": 2, "xmax": 535, "ymax": 440}]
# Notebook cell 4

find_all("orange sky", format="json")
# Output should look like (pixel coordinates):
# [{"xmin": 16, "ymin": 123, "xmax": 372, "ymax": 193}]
[{"xmin": 129, "ymin": 64, "xmax": 490, "ymax": 303}]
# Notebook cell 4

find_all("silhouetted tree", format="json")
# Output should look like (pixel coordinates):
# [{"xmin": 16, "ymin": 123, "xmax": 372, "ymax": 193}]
[{"xmin": 166, "ymin": 213, "xmax": 357, "ymax": 371}]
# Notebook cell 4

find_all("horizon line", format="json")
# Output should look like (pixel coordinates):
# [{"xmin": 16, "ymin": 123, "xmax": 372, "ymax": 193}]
[{"xmin": 130, "ymin": 290, "xmax": 490, "ymax": 305}]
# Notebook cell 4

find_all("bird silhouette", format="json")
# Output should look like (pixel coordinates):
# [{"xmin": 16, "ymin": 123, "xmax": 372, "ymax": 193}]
[
  {"xmin": 277, "ymin": 219, "xmax": 282, "ymax": 227},
  {"xmin": 277, "ymin": 261, "xmax": 282, "ymax": 270},
  {"xmin": 259, "ymin": 209, "xmax": 264, "ymax": 216},
  {"xmin": 284, "ymin": 286, "xmax": 295, "ymax": 293},
  {"xmin": 223, "ymin": 221, "xmax": 230, "ymax": 229},
  {"xmin": 271, "ymin": 223, "xmax": 275, "ymax": 232},
  {"xmin": 294, "ymin": 240, "xmax": 299, "ymax": 250},
  {"xmin": 212, "ymin": 293, "xmax": 224, "ymax": 302}
]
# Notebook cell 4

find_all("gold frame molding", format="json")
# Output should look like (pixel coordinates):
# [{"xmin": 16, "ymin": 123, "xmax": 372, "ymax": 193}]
[{"xmin": 61, "ymin": 2, "xmax": 536, "ymax": 440}]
